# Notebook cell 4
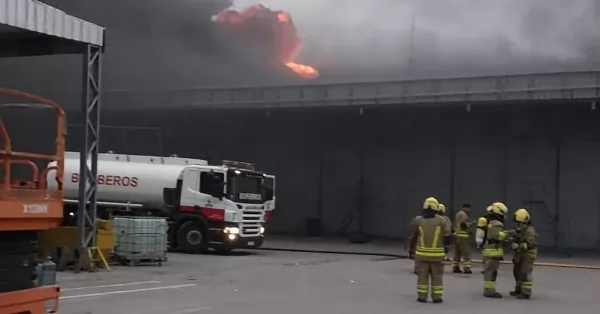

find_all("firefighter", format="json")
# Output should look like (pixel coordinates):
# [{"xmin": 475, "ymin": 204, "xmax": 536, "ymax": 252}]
[
  {"xmin": 408, "ymin": 197, "xmax": 452, "ymax": 303},
  {"xmin": 476, "ymin": 205, "xmax": 494, "ymax": 274},
  {"xmin": 482, "ymin": 202, "xmax": 508, "ymax": 298},
  {"xmin": 452, "ymin": 202, "xmax": 472, "ymax": 273},
  {"xmin": 438, "ymin": 203, "xmax": 452, "ymax": 261},
  {"xmin": 509, "ymin": 208, "xmax": 538, "ymax": 299}
]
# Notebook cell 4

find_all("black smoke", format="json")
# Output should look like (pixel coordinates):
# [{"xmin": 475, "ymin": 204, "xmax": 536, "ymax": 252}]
[
  {"xmin": 0, "ymin": 0, "xmax": 302, "ymax": 105},
  {"xmin": 0, "ymin": 0, "xmax": 598, "ymax": 108},
  {"xmin": 240, "ymin": 0, "xmax": 599, "ymax": 81}
]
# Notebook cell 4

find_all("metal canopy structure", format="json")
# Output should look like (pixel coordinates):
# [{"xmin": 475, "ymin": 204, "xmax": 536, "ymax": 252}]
[
  {"xmin": 0, "ymin": 0, "xmax": 105, "ymax": 271},
  {"xmin": 107, "ymin": 70, "xmax": 600, "ymax": 110}
]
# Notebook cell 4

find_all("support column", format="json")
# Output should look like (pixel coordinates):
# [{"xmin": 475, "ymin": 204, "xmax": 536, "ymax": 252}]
[{"xmin": 76, "ymin": 44, "xmax": 102, "ymax": 271}]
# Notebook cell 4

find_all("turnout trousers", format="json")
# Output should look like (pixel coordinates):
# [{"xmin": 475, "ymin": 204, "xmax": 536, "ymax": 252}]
[
  {"xmin": 512, "ymin": 255, "xmax": 535, "ymax": 296},
  {"xmin": 480, "ymin": 256, "xmax": 488, "ymax": 274},
  {"xmin": 452, "ymin": 237, "xmax": 472, "ymax": 271},
  {"xmin": 483, "ymin": 258, "xmax": 502, "ymax": 295},
  {"xmin": 415, "ymin": 260, "xmax": 444, "ymax": 301}
]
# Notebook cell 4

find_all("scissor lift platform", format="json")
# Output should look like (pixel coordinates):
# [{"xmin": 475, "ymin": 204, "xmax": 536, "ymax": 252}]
[{"xmin": 0, "ymin": 88, "xmax": 66, "ymax": 314}]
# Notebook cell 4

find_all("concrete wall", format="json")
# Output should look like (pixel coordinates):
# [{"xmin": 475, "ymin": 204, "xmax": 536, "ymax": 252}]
[{"xmin": 66, "ymin": 102, "xmax": 600, "ymax": 251}]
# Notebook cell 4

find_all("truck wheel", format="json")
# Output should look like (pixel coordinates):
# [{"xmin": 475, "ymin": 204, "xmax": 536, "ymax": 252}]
[{"xmin": 176, "ymin": 221, "xmax": 207, "ymax": 254}]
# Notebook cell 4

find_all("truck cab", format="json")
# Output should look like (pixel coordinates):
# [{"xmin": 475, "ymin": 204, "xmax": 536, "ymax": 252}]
[{"xmin": 166, "ymin": 160, "xmax": 270, "ymax": 253}]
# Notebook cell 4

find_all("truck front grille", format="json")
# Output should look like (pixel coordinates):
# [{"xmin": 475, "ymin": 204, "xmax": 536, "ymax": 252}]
[
  {"xmin": 241, "ymin": 210, "xmax": 263, "ymax": 236},
  {"xmin": 242, "ymin": 210, "xmax": 262, "ymax": 222},
  {"xmin": 241, "ymin": 224, "xmax": 261, "ymax": 236}
]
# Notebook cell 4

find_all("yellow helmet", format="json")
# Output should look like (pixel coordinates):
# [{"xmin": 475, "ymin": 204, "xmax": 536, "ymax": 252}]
[
  {"xmin": 514, "ymin": 208, "xmax": 530, "ymax": 223},
  {"xmin": 486, "ymin": 205, "xmax": 493, "ymax": 213},
  {"xmin": 490, "ymin": 202, "xmax": 508, "ymax": 216},
  {"xmin": 477, "ymin": 217, "xmax": 488, "ymax": 228},
  {"xmin": 423, "ymin": 197, "xmax": 440, "ymax": 211},
  {"xmin": 438, "ymin": 203, "xmax": 446, "ymax": 214}
]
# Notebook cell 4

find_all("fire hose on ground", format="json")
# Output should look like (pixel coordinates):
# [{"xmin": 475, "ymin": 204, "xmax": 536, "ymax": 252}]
[{"xmin": 253, "ymin": 247, "xmax": 600, "ymax": 270}]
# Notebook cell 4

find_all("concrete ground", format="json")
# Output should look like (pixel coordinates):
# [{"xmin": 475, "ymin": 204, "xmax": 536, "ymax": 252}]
[{"xmin": 57, "ymin": 238, "xmax": 600, "ymax": 314}]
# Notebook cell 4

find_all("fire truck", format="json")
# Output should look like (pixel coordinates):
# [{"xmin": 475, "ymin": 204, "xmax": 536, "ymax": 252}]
[{"xmin": 47, "ymin": 152, "xmax": 276, "ymax": 254}]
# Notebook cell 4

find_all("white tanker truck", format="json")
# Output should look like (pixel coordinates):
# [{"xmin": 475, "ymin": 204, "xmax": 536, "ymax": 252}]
[{"xmin": 47, "ymin": 151, "xmax": 276, "ymax": 254}]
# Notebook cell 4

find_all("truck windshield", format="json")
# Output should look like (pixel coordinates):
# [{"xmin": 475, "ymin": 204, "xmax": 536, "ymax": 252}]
[{"xmin": 227, "ymin": 171, "xmax": 264, "ymax": 204}]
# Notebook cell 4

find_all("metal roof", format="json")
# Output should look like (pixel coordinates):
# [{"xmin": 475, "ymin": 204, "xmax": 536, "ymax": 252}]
[{"xmin": 0, "ymin": 0, "xmax": 104, "ymax": 46}]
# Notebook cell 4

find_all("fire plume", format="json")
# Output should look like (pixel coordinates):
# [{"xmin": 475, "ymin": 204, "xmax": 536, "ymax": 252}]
[{"xmin": 215, "ymin": 4, "xmax": 319, "ymax": 80}]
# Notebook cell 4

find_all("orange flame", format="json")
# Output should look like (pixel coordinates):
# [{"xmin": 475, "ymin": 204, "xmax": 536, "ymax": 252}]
[
  {"xmin": 285, "ymin": 62, "xmax": 319, "ymax": 79},
  {"xmin": 277, "ymin": 12, "xmax": 290, "ymax": 24},
  {"xmin": 215, "ymin": 5, "xmax": 319, "ymax": 80}
]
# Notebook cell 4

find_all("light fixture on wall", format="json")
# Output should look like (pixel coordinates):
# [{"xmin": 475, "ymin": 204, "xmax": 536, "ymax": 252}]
[
  {"xmin": 591, "ymin": 101, "xmax": 596, "ymax": 111},
  {"xmin": 466, "ymin": 103, "xmax": 471, "ymax": 112}
]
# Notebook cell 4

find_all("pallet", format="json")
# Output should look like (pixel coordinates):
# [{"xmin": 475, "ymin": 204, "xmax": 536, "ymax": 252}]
[{"xmin": 115, "ymin": 254, "xmax": 167, "ymax": 267}]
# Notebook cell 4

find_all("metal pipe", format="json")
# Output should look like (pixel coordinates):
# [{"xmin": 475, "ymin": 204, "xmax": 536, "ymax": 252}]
[
  {"xmin": 448, "ymin": 109, "xmax": 457, "ymax": 217},
  {"xmin": 554, "ymin": 130, "xmax": 562, "ymax": 250}
]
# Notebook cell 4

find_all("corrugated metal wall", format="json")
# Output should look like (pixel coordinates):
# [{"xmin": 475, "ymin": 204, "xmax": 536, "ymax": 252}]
[{"xmin": 67, "ymin": 102, "xmax": 600, "ymax": 250}]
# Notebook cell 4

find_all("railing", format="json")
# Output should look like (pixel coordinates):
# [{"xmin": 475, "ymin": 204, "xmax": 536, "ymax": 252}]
[
  {"xmin": 96, "ymin": 70, "xmax": 600, "ymax": 109},
  {"xmin": 0, "ymin": 88, "xmax": 66, "ymax": 201}
]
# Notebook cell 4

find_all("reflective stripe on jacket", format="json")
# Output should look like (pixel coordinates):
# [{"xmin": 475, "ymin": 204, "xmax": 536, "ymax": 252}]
[
  {"xmin": 482, "ymin": 220, "xmax": 507, "ymax": 258},
  {"xmin": 410, "ymin": 214, "xmax": 452, "ymax": 261},
  {"xmin": 453, "ymin": 210, "xmax": 471, "ymax": 238}
]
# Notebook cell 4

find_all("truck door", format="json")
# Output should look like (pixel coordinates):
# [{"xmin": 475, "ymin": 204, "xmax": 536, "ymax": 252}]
[
  {"xmin": 180, "ymin": 168, "xmax": 201, "ymax": 212},
  {"xmin": 181, "ymin": 168, "xmax": 226, "ymax": 219},
  {"xmin": 264, "ymin": 174, "xmax": 276, "ymax": 221}
]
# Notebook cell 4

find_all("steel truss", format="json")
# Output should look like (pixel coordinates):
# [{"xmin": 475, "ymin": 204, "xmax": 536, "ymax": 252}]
[{"xmin": 76, "ymin": 44, "xmax": 102, "ymax": 271}]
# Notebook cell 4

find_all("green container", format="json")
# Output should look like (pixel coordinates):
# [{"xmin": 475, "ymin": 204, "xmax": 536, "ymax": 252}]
[
  {"xmin": 35, "ymin": 258, "xmax": 56, "ymax": 286},
  {"xmin": 35, "ymin": 257, "xmax": 57, "ymax": 311},
  {"xmin": 113, "ymin": 217, "xmax": 168, "ymax": 258}
]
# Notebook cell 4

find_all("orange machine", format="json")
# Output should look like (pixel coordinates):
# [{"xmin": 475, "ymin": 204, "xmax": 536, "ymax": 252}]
[{"xmin": 0, "ymin": 88, "xmax": 65, "ymax": 314}]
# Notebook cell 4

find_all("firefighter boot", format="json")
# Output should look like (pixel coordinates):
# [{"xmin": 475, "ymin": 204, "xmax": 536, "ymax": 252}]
[
  {"xmin": 432, "ymin": 298, "xmax": 443, "ymax": 304},
  {"xmin": 463, "ymin": 269, "xmax": 473, "ymax": 274},
  {"xmin": 484, "ymin": 292, "xmax": 503, "ymax": 298},
  {"xmin": 417, "ymin": 297, "xmax": 427, "ymax": 303},
  {"xmin": 517, "ymin": 294, "xmax": 531, "ymax": 300},
  {"xmin": 509, "ymin": 286, "xmax": 521, "ymax": 296},
  {"xmin": 452, "ymin": 266, "xmax": 462, "ymax": 273}
]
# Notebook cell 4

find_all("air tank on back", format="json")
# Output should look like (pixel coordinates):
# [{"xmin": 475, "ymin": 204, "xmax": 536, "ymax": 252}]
[{"xmin": 46, "ymin": 151, "xmax": 208, "ymax": 213}]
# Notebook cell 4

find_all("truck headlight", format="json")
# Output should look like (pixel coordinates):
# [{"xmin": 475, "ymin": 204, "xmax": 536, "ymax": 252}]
[
  {"xmin": 224, "ymin": 227, "xmax": 240, "ymax": 234},
  {"xmin": 260, "ymin": 227, "xmax": 265, "ymax": 234}
]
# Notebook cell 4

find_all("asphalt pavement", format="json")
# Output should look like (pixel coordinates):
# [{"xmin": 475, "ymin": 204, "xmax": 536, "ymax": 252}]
[{"xmin": 57, "ymin": 245, "xmax": 599, "ymax": 314}]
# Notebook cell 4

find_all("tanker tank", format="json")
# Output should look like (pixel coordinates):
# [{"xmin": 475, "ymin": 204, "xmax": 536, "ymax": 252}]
[{"xmin": 46, "ymin": 152, "xmax": 208, "ymax": 215}]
